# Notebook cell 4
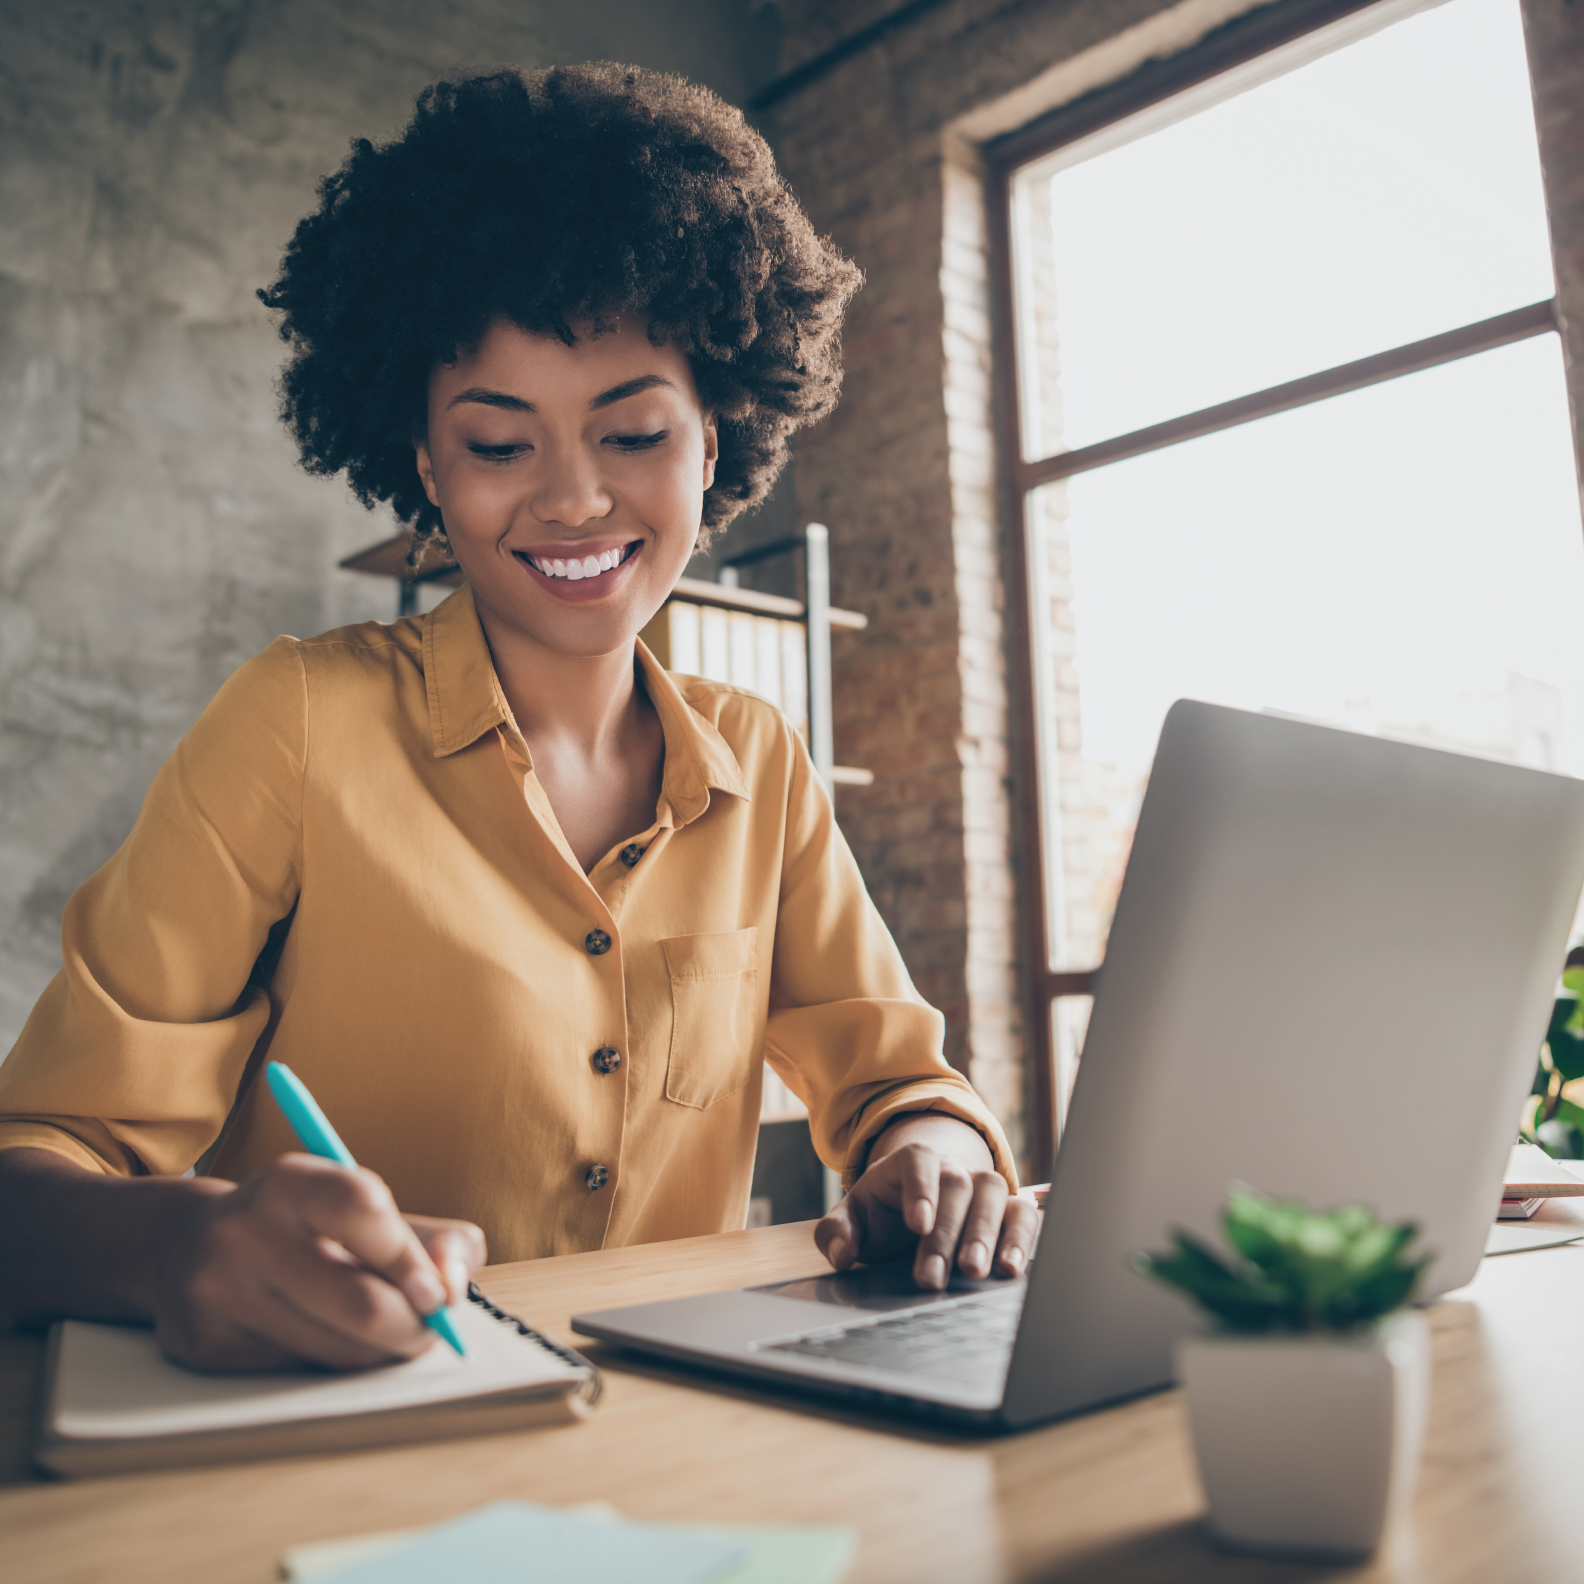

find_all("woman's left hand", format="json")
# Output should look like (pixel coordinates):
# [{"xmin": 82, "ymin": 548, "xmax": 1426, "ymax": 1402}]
[{"xmin": 814, "ymin": 1114, "xmax": 1037, "ymax": 1289}]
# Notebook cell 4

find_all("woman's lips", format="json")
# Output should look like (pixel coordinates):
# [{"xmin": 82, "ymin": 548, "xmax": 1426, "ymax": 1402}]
[
  {"xmin": 513, "ymin": 540, "xmax": 642, "ymax": 601},
  {"xmin": 526, "ymin": 542, "xmax": 637, "ymax": 581}
]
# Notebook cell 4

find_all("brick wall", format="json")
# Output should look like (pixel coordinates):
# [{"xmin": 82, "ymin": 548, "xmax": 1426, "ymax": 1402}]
[
  {"xmin": 770, "ymin": 0, "xmax": 1276, "ymax": 1171},
  {"xmin": 771, "ymin": 0, "xmax": 1584, "ymax": 1173}
]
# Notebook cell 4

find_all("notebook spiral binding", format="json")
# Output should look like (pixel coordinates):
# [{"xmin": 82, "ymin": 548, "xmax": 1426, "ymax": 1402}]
[{"xmin": 467, "ymin": 1282, "xmax": 604, "ymax": 1406}]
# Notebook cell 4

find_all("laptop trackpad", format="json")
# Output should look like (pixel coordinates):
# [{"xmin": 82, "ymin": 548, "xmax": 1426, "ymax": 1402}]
[{"xmin": 751, "ymin": 1259, "xmax": 1016, "ymax": 1311}]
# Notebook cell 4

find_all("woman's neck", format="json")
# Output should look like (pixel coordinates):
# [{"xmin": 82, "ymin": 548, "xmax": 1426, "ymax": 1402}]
[
  {"xmin": 472, "ymin": 601, "xmax": 666, "ymax": 871},
  {"xmin": 486, "ymin": 619, "xmax": 645, "ymax": 755}
]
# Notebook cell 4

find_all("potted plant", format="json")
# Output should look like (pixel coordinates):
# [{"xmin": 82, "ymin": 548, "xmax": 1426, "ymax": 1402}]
[
  {"xmin": 1134, "ymin": 1186, "xmax": 1430, "ymax": 1560},
  {"xmin": 1525, "ymin": 958, "xmax": 1584, "ymax": 1158}
]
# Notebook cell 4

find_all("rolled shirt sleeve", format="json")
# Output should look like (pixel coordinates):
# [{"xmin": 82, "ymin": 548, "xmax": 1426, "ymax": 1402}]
[
  {"xmin": 764, "ymin": 723, "xmax": 1018, "ymax": 1192},
  {"xmin": 0, "ymin": 638, "xmax": 305, "ymax": 1176}
]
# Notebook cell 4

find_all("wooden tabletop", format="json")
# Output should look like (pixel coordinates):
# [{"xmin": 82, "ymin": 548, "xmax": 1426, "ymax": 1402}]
[{"xmin": 5, "ymin": 1216, "xmax": 1584, "ymax": 1584}]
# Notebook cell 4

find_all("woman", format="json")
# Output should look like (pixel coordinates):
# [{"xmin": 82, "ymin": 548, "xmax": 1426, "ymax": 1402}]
[{"xmin": 0, "ymin": 64, "xmax": 1032, "ymax": 1370}]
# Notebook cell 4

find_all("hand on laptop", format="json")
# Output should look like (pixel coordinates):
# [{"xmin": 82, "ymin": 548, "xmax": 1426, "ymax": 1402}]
[{"xmin": 815, "ymin": 1114, "xmax": 1036, "ymax": 1290}]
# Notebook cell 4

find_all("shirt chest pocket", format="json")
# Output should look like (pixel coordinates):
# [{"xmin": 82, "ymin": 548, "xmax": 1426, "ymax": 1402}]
[{"xmin": 661, "ymin": 928, "xmax": 762, "ymax": 1109}]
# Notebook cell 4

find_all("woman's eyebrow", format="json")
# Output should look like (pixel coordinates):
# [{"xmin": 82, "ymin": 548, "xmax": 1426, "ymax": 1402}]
[
  {"xmin": 448, "ymin": 388, "xmax": 534, "ymax": 413},
  {"xmin": 445, "ymin": 376, "xmax": 674, "ymax": 414},
  {"xmin": 589, "ymin": 374, "xmax": 675, "ymax": 410}
]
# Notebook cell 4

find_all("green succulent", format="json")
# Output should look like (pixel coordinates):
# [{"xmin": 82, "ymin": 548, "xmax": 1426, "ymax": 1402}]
[
  {"xmin": 1527, "ymin": 966, "xmax": 1584, "ymax": 1159},
  {"xmin": 1133, "ymin": 1185, "xmax": 1428, "ymax": 1334}
]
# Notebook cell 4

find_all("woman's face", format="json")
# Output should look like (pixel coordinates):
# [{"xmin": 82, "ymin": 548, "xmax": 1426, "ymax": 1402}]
[{"xmin": 415, "ymin": 316, "xmax": 717, "ymax": 659}]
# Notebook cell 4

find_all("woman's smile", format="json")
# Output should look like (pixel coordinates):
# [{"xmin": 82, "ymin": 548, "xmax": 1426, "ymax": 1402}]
[
  {"xmin": 515, "ymin": 539, "xmax": 644, "ymax": 600},
  {"xmin": 414, "ymin": 316, "xmax": 715, "ymax": 659}
]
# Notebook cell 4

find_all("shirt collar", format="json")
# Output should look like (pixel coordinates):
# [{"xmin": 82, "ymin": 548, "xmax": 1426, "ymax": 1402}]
[
  {"xmin": 422, "ymin": 585, "xmax": 748, "ymax": 824},
  {"xmin": 637, "ymin": 637, "xmax": 750, "ymax": 825},
  {"xmin": 423, "ymin": 585, "xmax": 513, "ymax": 756}
]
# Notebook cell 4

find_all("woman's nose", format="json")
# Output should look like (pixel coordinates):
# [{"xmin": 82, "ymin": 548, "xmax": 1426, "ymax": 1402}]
[{"xmin": 529, "ymin": 445, "xmax": 612, "ymax": 529}]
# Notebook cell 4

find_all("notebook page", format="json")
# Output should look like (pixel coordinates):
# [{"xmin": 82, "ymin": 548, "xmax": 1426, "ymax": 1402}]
[
  {"xmin": 1504, "ymin": 1141, "xmax": 1584, "ymax": 1196},
  {"xmin": 52, "ymin": 1300, "xmax": 581, "ymax": 1440}
]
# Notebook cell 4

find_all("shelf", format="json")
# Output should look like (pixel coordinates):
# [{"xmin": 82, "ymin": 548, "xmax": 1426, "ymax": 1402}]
[
  {"xmin": 669, "ymin": 575, "xmax": 866, "ymax": 631},
  {"xmin": 338, "ymin": 536, "xmax": 464, "ymax": 585}
]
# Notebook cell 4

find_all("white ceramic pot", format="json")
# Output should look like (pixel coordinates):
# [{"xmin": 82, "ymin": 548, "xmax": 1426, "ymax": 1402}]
[{"xmin": 1176, "ymin": 1310, "xmax": 1429, "ymax": 1560}]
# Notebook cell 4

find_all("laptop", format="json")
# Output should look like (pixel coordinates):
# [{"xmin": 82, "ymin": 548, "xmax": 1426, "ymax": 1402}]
[{"xmin": 573, "ymin": 700, "xmax": 1584, "ymax": 1430}]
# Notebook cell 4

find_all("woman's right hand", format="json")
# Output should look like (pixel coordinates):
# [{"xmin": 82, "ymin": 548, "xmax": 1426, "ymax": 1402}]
[{"xmin": 153, "ymin": 1153, "xmax": 486, "ymax": 1371}]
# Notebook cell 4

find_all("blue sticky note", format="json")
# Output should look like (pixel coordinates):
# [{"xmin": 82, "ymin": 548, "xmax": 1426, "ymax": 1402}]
[
  {"xmin": 674, "ymin": 1524, "xmax": 859, "ymax": 1583},
  {"xmin": 319, "ymin": 1502, "xmax": 746, "ymax": 1584}
]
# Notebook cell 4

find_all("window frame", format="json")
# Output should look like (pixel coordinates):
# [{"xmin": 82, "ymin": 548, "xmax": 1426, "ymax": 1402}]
[{"xmin": 986, "ymin": 0, "xmax": 1564, "ymax": 1178}]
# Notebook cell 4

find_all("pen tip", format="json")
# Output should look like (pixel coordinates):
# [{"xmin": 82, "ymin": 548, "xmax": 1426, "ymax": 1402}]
[{"xmin": 429, "ymin": 1306, "xmax": 467, "ymax": 1356}]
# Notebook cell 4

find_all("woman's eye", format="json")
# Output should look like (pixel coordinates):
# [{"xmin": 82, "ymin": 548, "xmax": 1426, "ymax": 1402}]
[
  {"xmin": 607, "ymin": 431, "xmax": 668, "ymax": 451},
  {"xmin": 468, "ymin": 443, "xmax": 529, "ymax": 462}
]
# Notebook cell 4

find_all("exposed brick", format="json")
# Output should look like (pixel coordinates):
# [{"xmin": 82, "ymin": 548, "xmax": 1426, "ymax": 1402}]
[{"xmin": 776, "ymin": 0, "xmax": 1584, "ymax": 1176}]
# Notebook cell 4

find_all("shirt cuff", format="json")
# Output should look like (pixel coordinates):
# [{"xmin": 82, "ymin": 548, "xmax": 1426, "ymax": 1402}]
[{"xmin": 839, "ymin": 1081, "xmax": 1019, "ymax": 1193}]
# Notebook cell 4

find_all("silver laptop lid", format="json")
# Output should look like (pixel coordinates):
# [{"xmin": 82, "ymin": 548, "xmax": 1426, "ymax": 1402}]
[{"xmin": 1004, "ymin": 699, "xmax": 1584, "ymax": 1428}]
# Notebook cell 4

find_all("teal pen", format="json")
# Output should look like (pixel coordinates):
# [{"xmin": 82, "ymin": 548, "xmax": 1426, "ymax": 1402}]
[{"xmin": 264, "ymin": 1061, "xmax": 467, "ymax": 1357}]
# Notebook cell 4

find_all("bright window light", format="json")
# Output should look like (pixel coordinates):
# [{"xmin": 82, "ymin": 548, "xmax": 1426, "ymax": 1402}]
[{"xmin": 1010, "ymin": 0, "xmax": 1582, "ymax": 998}]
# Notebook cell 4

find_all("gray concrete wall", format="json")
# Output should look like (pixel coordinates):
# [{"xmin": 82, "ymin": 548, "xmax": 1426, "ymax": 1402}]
[{"xmin": 0, "ymin": 0, "xmax": 780, "ymax": 1050}]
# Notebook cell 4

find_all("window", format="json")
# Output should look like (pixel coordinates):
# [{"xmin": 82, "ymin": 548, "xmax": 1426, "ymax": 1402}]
[{"xmin": 994, "ymin": 0, "xmax": 1581, "ymax": 1167}]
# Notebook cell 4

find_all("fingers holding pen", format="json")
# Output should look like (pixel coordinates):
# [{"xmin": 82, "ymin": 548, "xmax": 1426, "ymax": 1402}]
[
  {"xmin": 268, "ymin": 1155, "xmax": 451, "ymax": 1323},
  {"xmin": 409, "ymin": 1214, "xmax": 488, "ymax": 1305},
  {"xmin": 154, "ymin": 1155, "xmax": 486, "ymax": 1372}
]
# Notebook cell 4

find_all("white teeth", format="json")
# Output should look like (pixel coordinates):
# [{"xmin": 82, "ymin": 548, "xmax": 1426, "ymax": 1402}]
[{"xmin": 532, "ymin": 550, "xmax": 628, "ymax": 579}]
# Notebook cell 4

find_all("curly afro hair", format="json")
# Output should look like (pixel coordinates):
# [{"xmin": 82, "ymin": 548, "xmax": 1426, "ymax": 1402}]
[{"xmin": 258, "ymin": 62, "xmax": 862, "ymax": 562}]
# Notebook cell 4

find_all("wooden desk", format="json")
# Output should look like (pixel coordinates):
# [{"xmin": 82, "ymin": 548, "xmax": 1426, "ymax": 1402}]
[{"xmin": 4, "ymin": 1218, "xmax": 1584, "ymax": 1583}]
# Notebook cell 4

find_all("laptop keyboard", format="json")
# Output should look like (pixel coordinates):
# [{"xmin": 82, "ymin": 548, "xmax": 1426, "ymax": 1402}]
[{"xmin": 760, "ymin": 1289, "xmax": 1022, "ymax": 1389}]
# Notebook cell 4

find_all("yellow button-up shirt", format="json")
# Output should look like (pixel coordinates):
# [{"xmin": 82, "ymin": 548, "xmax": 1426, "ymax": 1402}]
[{"xmin": 0, "ymin": 587, "xmax": 1013, "ymax": 1263}]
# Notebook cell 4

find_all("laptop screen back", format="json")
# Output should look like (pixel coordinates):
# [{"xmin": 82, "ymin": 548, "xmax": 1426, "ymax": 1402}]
[{"xmin": 1003, "ymin": 700, "xmax": 1584, "ymax": 1428}]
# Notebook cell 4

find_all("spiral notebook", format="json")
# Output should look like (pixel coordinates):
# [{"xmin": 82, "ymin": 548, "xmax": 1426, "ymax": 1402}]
[{"xmin": 34, "ymin": 1285, "xmax": 600, "ymax": 1478}]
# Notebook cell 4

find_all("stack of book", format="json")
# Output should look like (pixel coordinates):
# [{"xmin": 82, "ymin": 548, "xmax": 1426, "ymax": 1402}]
[{"xmin": 1499, "ymin": 1141, "xmax": 1584, "ymax": 1219}]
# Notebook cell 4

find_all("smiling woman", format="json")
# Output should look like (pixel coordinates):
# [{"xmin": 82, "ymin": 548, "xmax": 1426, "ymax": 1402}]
[
  {"xmin": 0, "ymin": 62, "xmax": 1029, "ymax": 1374},
  {"xmin": 415, "ymin": 318, "xmax": 719, "ymax": 869},
  {"xmin": 259, "ymin": 64, "xmax": 854, "ymax": 563},
  {"xmin": 418, "ymin": 322, "xmax": 713, "ymax": 645}
]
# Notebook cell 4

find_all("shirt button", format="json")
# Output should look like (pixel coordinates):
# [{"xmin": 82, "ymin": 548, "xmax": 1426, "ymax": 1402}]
[
  {"xmin": 585, "ymin": 1164, "xmax": 610, "ymax": 1191},
  {"xmin": 584, "ymin": 929, "xmax": 611, "ymax": 956},
  {"xmin": 592, "ymin": 1046, "xmax": 622, "ymax": 1075},
  {"xmin": 619, "ymin": 843, "xmax": 645, "ymax": 868}
]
